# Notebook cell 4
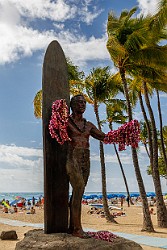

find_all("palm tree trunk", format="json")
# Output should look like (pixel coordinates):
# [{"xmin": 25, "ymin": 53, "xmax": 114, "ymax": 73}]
[
  {"xmin": 143, "ymin": 81, "xmax": 167, "ymax": 228},
  {"xmin": 144, "ymin": 143, "xmax": 150, "ymax": 158},
  {"xmin": 138, "ymin": 91, "xmax": 152, "ymax": 164},
  {"xmin": 156, "ymin": 89, "xmax": 167, "ymax": 170},
  {"xmin": 113, "ymin": 143, "xmax": 133, "ymax": 205},
  {"xmin": 94, "ymin": 100, "xmax": 117, "ymax": 223},
  {"xmin": 109, "ymin": 121, "xmax": 133, "ymax": 204},
  {"xmin": 120, "ymin": 68, "xmax": 154, "ymax": 232}
]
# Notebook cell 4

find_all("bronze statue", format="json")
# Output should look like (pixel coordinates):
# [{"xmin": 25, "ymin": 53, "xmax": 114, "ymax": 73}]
[
  {"xmin": 66, "ymin": 94, "xmax": 105, "ymax": 238},
  {"xmin": 48, "ymin": 93, "xmax": 140, "ymax": 236}
]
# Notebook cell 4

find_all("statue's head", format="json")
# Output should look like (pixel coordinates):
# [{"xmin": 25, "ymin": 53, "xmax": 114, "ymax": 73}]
[{"xmin": 70, "ymin": 94, "xmax": 86, "ymax": 113}]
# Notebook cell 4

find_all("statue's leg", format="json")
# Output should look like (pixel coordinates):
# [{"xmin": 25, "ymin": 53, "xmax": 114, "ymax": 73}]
[
  {"xmin": 66, "ymin": 148, "xmax": 90, "ymax": 238},
  {"xmin": 68, "ymin": 192, "xmax": 74, "ymax": 234},
  {"xmin": 82, "ymin": 149, "xmax": 90, "ymax": 186},
  {"xmin": 71, "ymin": 181, "xmax": 85, "ymax": 234}
]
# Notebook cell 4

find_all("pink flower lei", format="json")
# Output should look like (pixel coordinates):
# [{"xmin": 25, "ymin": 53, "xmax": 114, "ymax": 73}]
[
  {"xmin": 87, "ymin": 231, "xmax": 117, "ymax": 242},
  {"xmin": 49, "ymin": 99, "xmax": 140, "ymax": 150},
  {"xmin": 104, "ymin": 120, "xmax": 140, "ymax": 151},
  {"xmin": 49, "ymin": 99, "xmax": 71, "ymax": 145}
]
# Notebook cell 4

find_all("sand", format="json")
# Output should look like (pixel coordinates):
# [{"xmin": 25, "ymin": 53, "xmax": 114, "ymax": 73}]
[{"xmin": 0, "ymin": 204, "xmax": 167, "ymax": 250}]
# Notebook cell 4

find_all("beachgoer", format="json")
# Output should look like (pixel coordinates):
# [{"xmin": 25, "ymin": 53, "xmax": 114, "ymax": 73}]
[
  {"xmin": 149, "ymin": 208, "xmax": 156, "ymax": 215},
  {"xmin": 113, "ymin": 211, "xmax": 126, "ymax": 217},
  {"xmin": 121, "ymin": 197, "xmax": 124, "ymax": 209},
  {"xmin": 32, "ymin": 197, "xmax": 35, "ymax": 206},
  {"xmin": 126, "ymin": 195, "xmax": 130, "ymax": 207},
  {"xmin": 30, "ymin": 207, "xmax": 35, "ymax": 214},
  {"xmin": 3, "ymin": 207, "xmax": 8, "ymax": 213},
  {"xmin": 6, "ymin": 200, "xmax": 10, "ymax": 206},
  {"xmin": 13, "ymin": 205, "xmax": 18, "ymax": 213},
  {"xmin": 66, "ymin": 94, "xmax": 105, "ymax": 238}
]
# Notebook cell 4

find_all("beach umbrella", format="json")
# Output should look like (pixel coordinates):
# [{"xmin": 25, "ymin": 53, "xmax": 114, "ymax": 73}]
[
  {"xmin": 117, "ymin": 194, "xmax": 126, "ymax": 198},
  {"xmin": 82, "ymin": 194, "xmax": 98, "ymax": 199},
  {"xmin": 146, "ymin": 192, "xmax": 156, "ymax": 197},
  {"xmin": 10, "ymin": 198, "xmax": 22, "ymax": 206},
  {"xmin": 27, "ymin": 198, "xmax": 38, "ymax": 201},
  {"xmin": 107, "ymin": 194, "xmax": 118, "ymax": 198},
  {"xmin": 96, "ymin": 194, "xmax": 103, "ymax": 199},
  {"xmin": 130, "ymin": 193, "xmax": 140, "ymax": 197}
]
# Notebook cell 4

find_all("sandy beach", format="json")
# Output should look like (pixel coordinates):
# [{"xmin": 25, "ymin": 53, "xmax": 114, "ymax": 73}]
[{"xmin": 0, "ymin": 203, "xmax": 167, "ymax": 250}]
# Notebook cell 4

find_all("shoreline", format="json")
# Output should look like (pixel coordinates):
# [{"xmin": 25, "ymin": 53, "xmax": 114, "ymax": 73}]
[{"xmin": 0, "ymin": 204, "xmax": 167, "ymax": 249}]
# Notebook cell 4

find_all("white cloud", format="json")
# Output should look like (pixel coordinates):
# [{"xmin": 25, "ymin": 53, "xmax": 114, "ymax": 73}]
[
  {"xmin": 0, "ymin": 21, "xmax": 55, "ymax": 64},
  {"xmin": 78, "ymin": 0, "xmax": 103, "ymax": 25},
  {"xmin": 53, "ymin": 23, "xmax": 65, "ymax": 30},
  {"xmin": 0, "ymin": 0, "xmax": 107, "ymax": 65},
  {"xmin": 137, "ymin": 0, "xmax": 159, "ymax": 16},
  {"xmin": 0, "ymin": 144, "xmax": 42, "ymax": 157},
  {"xmin": 91, "ymin": 152, "xmax": 133, "ymax": 165},
  {"xmin": 159, "ymin": 93, "xmax": 167, "ymax": 98},
  {"xmin": 0, "ymin": 0, "xmax": 77, "ymax": 22},
  {"xmin": 0, "ymin": 144, "xmax": 43, "ymax": 192},
  {"xmin": 62, "ymin": 35, "xmax": 110, "ymax": 65},
  {"xmin": 0, "ymin": 1, "xmax": 21, "ymax": 25},
  {"xmin": 133, "ymin": 111, "xmax": 144, "ymax": 121}
]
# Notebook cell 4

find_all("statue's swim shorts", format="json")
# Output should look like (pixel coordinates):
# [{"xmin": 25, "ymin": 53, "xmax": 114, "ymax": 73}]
[{"xmin": 66, "ymin": 146, "xmax": 90, "ymax": 189}]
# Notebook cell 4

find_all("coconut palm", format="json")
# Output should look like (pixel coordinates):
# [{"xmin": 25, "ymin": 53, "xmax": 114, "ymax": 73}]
[
  {"xmin": 105, "ymin": 99, "xmax": 133, "ymax": 203},
  {"xmin": 147, "ymin": 125, "xmax": 167, "ymax": 179},
  {"xmin": 130, "ymin": 66, "xmax": 167, "ymax": 227},
  {"xmin": 107, "ymin": 7, "xmax": 154, "ymax": 231},
  {"xmin": 139, "ymin": 121, "xmax": 150, "ymax": 158},
  {"xmin": 85, "ymin": 66, "xmax": 117, "ymax": 223},
  {"xmin": 143, "ymin": 80, "xmax": 167, "ymax": 227},
  {"xmin": 33, "ymin": 58, "xmax": 85, "ymax": 119},
  {"xmin": 156, "ymin": 89, "xmax": 167, "ymax": 170}
]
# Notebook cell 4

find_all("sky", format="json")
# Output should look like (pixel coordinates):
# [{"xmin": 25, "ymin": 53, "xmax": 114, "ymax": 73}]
[{"xmin": 0, "ymin": 0, "xmax": 166, "ymax": 193}]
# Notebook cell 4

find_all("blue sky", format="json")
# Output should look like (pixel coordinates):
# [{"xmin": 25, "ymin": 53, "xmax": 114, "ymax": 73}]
[{"xmin": 0, "ymin": 0, "xmax": 166, "ymax": 193}]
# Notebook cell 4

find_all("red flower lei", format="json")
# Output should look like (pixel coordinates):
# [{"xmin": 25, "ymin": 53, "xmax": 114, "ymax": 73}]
[
  {"xmin": 104, "ymin": 120, "xmax": 140, "ymax": 151},
  {"xmin": 49, "ymin": 99, "xmax": 71, "ymax": 145},
  {"xmin": 87, "ymin": 231, "xmax": 117, "ymax": 242},
  {"xmin": 49, "ymin": 99, "xmax": 140, "ymax": 150}
]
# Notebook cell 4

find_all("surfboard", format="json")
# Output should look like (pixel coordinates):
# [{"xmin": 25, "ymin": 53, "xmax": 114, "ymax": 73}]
[{"xmin": 42, "ymin": 40, "xmax": 70, "ymax": 233}]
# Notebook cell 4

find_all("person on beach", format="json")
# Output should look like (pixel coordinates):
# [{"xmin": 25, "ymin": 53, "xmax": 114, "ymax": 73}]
[
  {"xmin": 66, "ymin": 94, "xmax": 105, "ymax": 238},
  {"xmin": 149, "ymin": 208, "xmax": 156, "ymax": 215},
  {"xmin": 126, "ymin": 195, "xmax": 130, "ymax": 207},
  {"xmin": 13, "ymin": 205, "xmax": 18, "ymax": 213},
  {"xmin": 121, "ymin": 197, "xmax": 124, "ymax": 209},
  {"xmin": 3, "ymin": 206, "xmax": 8, "ymax": 213},
  {"xmin": 32, "ymin": 196, "xmax": 35, "ymax": 206},
  {"xmin": 30, "ymin": 207, "xmax": 35, "ymax": 214}
]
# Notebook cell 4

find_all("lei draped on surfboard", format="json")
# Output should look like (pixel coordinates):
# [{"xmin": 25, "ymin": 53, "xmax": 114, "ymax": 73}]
[
  {"xmin": 49, "ymin": 99, "xmax": 71, "ymax": 145},
  {"xmin": 49, "ymin": 99, "xmax": 140, "ymax": 150}
]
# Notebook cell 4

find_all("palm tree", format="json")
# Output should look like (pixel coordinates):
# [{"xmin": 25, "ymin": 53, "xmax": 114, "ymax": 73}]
[
  {"xmin": 107, "ymin": 7, "xmax": 154, "ymax": 231},
  {"xmin": 105, "ymin": 99, "xmax": 133, "ymax": 204},
  {"xmin": 140, "ymin": 121, "xmax": 150, "ymax": 158},
  {"xmin": 85, "ymin": 67, "xmax": 117, "ymax": 223},
  {"xmin": 143, "ymin": 80, "xmax": 167, "ymax": 227},
  {"xmin": 147, "ymin": 125, "xmax": 167, "ymax": 179},
  {"xmin": 33, "ymin": 58, "xmax": 85, "ymax": 119},
  {"xmin": 156, "ymin": 89, "xmax": 167, "ymax": 170},
  {"xmin": 131, "ymin": 69, "xmax": 167, "ymax": 227}
]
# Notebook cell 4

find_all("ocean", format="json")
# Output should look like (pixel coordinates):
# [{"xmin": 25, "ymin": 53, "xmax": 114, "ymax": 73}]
[
  {"xmin": 0, "ymin": 192, "xmax": 44, "ymax": 203},
  {"xmin": 0, "ymin": 191, "xmax": 162, "ymax": 203}
]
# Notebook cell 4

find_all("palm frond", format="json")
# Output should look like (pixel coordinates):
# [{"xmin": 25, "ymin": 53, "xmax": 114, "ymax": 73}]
[
  {"xmin": 149, "ymin": 0, "xmax": 167, "ymax": 32},
  {"xmin": 124, "ymin": 7, "xmax": 138, "ymax": 23},
  {"xmin": 106, "ymin": 100, "xmax": 128, "ymax": 124},
  {"xmin": 107, "ymin": 36, "xmax": 127, "ymax": 63},
  {"xmin": 107, "ymin": 12, "xmax": 120, "ymax": 36},
  {"xmin": 130, "ymin": 45, "xmax": 167, "ymax": 68},
  {"xmin": 33, "ymin": 90, "xmax": 42, "ymax": 119},
  {"xmin": 119, "ymin": 10, "xmax": 129, "ymax": 21}
]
